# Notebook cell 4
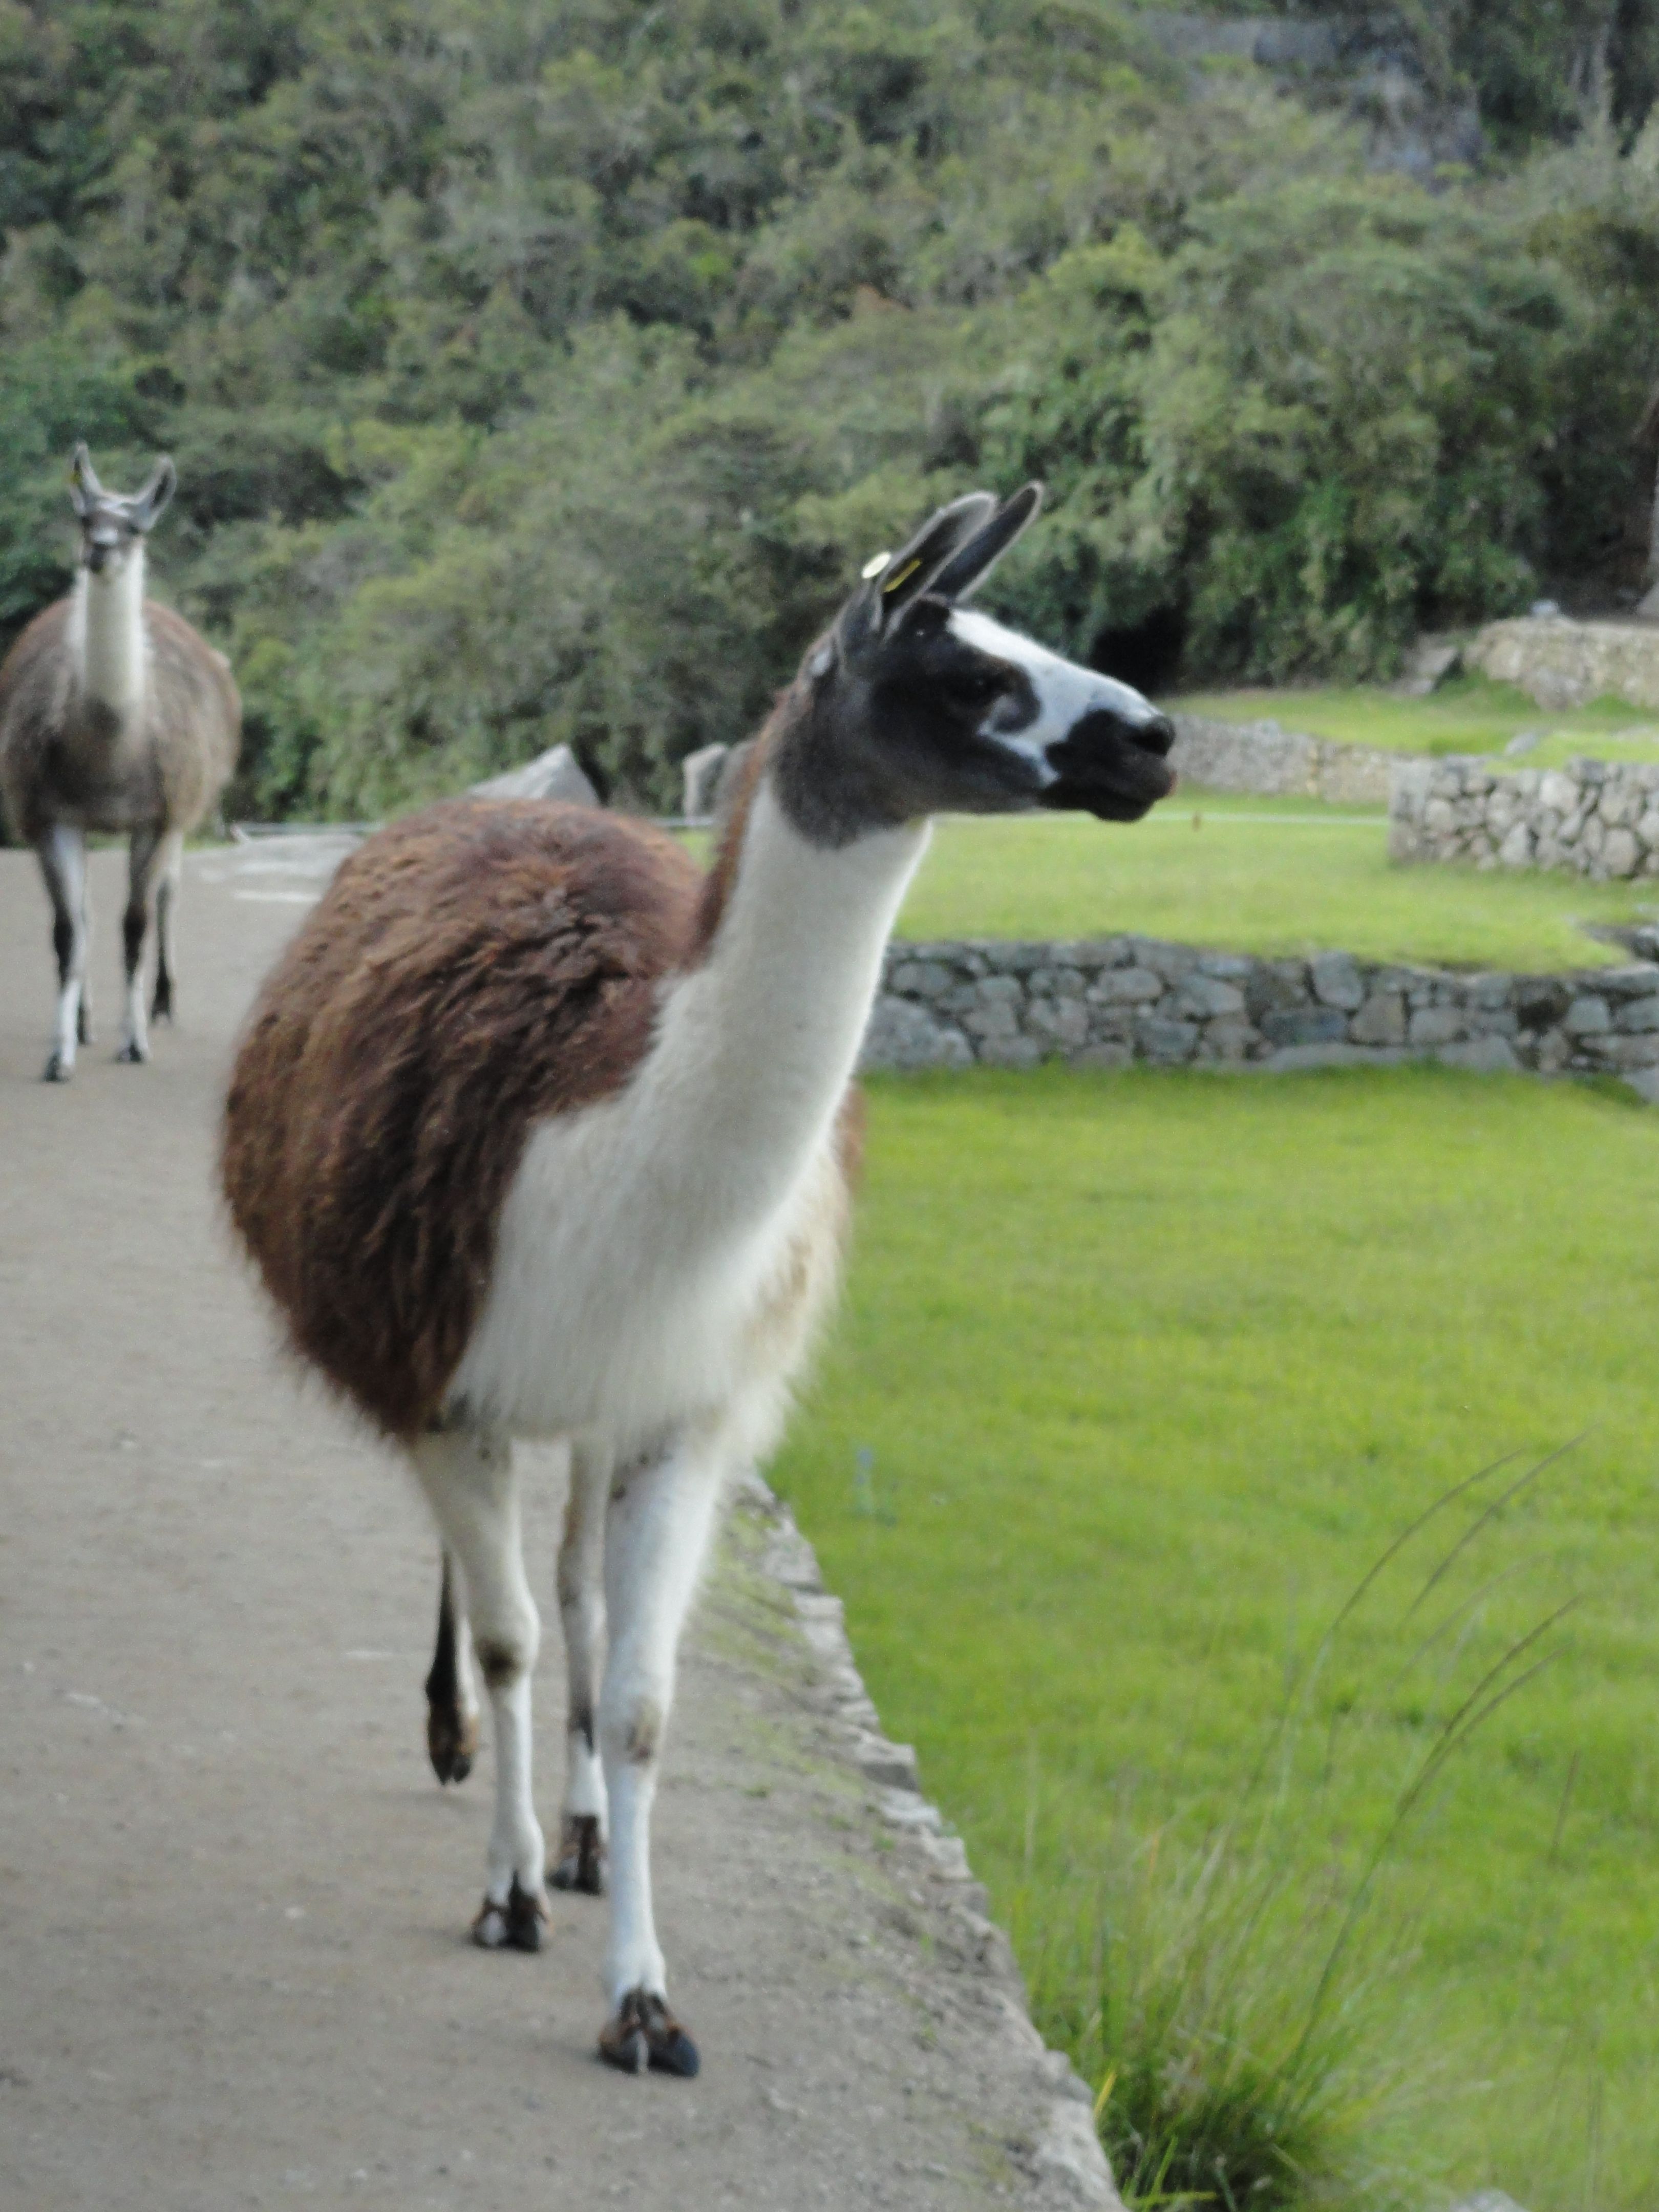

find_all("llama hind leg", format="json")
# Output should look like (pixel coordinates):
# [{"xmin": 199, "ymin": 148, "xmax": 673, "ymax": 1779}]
[
  {"xmin": 35, "ymin": 825, "xmax": 89, "ymax": 1082},
  {"xmin": 551, "ymin": 1436, "xmax": 609, "ymax": 1895},
  {"xmin": 595, "ymin": 1423, "xmax": 726, "ymax": 2077},
  {"xmin": 150, "ymin": 829, "xmax": 183, "ymax": 1023},
  {"xmin": 424, "ymin": 1547, "xmax": 480, "ymax": 1785},
  {"xmin": 117, "ymin": 825, "xmax": 165, "ymax": 1063},
  {"xmin": 411, "ymin": 1428, "xmax": 548, "ymax": 1951}
]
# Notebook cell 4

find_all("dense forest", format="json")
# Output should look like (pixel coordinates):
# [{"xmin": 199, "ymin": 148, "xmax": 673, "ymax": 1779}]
[{"xmin": 3, "ymin": 0, "xmax": 1659, "ymax": 815}]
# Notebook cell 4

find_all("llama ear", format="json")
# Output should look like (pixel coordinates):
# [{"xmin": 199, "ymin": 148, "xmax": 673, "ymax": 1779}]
[
  {"xmin": 928, "ymin": 482, "xmax": 1044, "ymax": 602},
  {"xmin": 70, "ymin": 443, "xmax": 101, "ymax": 518},
  {"xmin": 860, "ymin": 492, "xmax": 998, "ymax": 631},
  {"xmin": 131, "ymin": 456, "xmax": 176, "ymax": 532}
]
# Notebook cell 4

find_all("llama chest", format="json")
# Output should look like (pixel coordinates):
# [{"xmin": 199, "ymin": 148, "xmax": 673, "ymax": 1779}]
[{"xmin": 447, "ymin": 1099, "xmax": 849, "ymax": 1449}]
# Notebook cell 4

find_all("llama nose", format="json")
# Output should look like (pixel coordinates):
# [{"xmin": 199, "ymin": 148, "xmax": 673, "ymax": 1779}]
[{"xmin": 1135, "ymin": 710, "xmax": 1176, "ymax": 758}]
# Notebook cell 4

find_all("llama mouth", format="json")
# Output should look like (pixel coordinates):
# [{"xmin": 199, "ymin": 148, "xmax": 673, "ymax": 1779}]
[{"xmin": 1039, "ymin": 721, "xmax": 1185, "ymax": 827}]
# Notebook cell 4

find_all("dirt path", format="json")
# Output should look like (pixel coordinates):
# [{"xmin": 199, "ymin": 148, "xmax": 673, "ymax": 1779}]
[{"xmin": 0, "ymin": 844, "xmax": 1113, "ymax": 2211}]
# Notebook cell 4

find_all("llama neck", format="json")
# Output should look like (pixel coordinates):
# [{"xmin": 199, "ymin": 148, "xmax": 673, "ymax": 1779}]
[
  {"xmin": 70, "ymin": 556, "xmax": 148, "ymax": 720},
  {"xmin": 648, "ymin": 777, "xmax": 928, "ymax": 1219}
]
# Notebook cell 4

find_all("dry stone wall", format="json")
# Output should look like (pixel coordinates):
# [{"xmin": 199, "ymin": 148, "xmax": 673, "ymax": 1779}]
[
  {"xmin": 1468, "ymin": 614, "xmax": 1659, "ymax": 713},
  {"xmin": 860, "ymin": 934, "xmax": 1659, "ymax": 1100},
  {"xmin": 1169, "ymin": 714, "xmax": 1396, "ymax": 803},
  {"xmin": 1389, "ymin": 756, "xmax": 1659, "ymax": 880}
]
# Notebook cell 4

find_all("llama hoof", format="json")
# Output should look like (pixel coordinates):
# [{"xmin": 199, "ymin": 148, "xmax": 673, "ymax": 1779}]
[
  {"xmin": 549, "ymin": 1813, "xmax": 606, "ymax": 1895},
  {"xmin": 598, "ymin": 1990, "xmax": 699, "ymax": 2078},
  {"xmin": 151, "ymin": 979, "xmax": 173, "ymax": 1023},
  {"xmin": 42, "ymin": 1051, "xmax": 72, "ymax": 1083},
  {"xmin": 115, "ymin": 1039, "xmax": 148, "ymax": 1065},
  {"xmin": 426, "ymin": 1702, "xmax": 478, "ymax": 1786},
  {"xmin": 471, "ymin": 1877, "xmax": 548, "ymax": 1953}
]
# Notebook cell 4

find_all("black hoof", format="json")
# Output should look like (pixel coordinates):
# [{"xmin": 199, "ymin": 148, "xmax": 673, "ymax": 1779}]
[
  {"xmin": 151, "ymin": 981, "xmax": 173, "ymax": 1023},
  {"xmin": 471, "ymin": 1876, "xmax": 548, "ymax": 1953},
  {"xmin": 42, "ymin": 1052, "xmax": 71, "ymax": 1084},
  {"xmin": 115, "ymin": 1040, "xmax": 147, "ymax": 1065},
  {"xmin": 549, "ymin": 1813, "xmax": 606, "ymax": 1896},
  {"xmin": 598, "ymin": 1990, "xmax": 699, "ymax": 2079},
  {"xmin": 427, "ymin": 1703, "xmax": 478, "ymax": 1786}
]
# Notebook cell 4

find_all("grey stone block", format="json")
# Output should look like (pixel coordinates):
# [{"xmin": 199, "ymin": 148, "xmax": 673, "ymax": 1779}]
[
  {"xmin": 1136, "ymin": 1016, "xmax": 1198, "ymax": 1062},
  {"xmin": 1564, "ymin": 995, "xmax": 1612, "ymax": 1035},
  {"xmin": 1615, "ymin": 994, "xmax": 1659, "ymax": 1032},
  {"xmin": 1350, "ymin": 991, "xmax": 1406, "ymax": 1046},
  {"xmin": 1309, "ymin": 951, "xmax": 1365, "ymax": 1010},
  {"xmin": 1091, "ymin": 966, "xmax": 1163, "ymax": 1005},
  {"xmin": 1436, "ymin": 1036, "xmax": 1520, "ymax": 1073},
  {"xmin": 977, "ymin": 1034, "xmax": 1043, "ymax": 1069},
  {"xmin": 859, "ymin": 998, "xmax": 973, "ymax": 1072},
  {"xmin": 1260, "ymin": 1006, "xmax": 1346, "ymax": 1047},
  {"xmin": 1408, "ymin": 1005, "xmax": 1465, "ymax": 1047},
  {"xmin": 1172, "ymin": 974, "xmax": 1245, "ymax": 1019}
]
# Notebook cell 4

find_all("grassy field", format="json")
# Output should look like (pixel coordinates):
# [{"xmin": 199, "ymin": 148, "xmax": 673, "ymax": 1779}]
[
  {"xmin": 1177, "ymin": 672, "xmax": 1659, "ymax": 773},
  {"xmin": 771, "ymin": 1065, "xmax": 1659, "ymax": 2208},
  {"xmin": 892, "ymin": 801, "xmax": 1654, "ymax": 971}
]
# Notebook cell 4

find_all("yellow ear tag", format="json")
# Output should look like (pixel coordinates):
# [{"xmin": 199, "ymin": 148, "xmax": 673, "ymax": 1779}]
[
  {"xmin": 880, "ymin": 556, "xmax": 922, "ymax": 595},
  {"xmin": 860, "ymin": 550, "xmax": 891, "ymax": 580}
]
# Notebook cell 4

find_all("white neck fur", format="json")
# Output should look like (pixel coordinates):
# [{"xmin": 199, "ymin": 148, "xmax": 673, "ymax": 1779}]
[
  {"xmin": 647, "ymin": 781, "xmax": 929, "ymax": 1229},
  {"xmin": 69, "ymin": 552, "xmax": 148, "ymax": 719}
]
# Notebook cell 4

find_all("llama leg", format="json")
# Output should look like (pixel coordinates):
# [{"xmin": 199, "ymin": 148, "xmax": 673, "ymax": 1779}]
[
  {"xmin": 595, "ymin": 1427, "xmax": 726, "ymax": 2077},
  {"xmin": 423, "ymin": 1547, "xmax": 480, "ymax": 1785},
  {"xmin": 410, "ymin": 1428, "xmax": 548, "ymax": 1951},
  {"xmin": 150, "ymin": 829, "xmax": 184, "ymax": 1023},
  {"xmin": 551, "ymin": 1437, "xmax": 609, "ymax": 1895},
  {"xmin": 117, "ymin": 825, "xmax": 165, "ymax": 1063},
  {"xmin": 35, "ymin": 824, "xmax": 89, "ymax": 1082}
]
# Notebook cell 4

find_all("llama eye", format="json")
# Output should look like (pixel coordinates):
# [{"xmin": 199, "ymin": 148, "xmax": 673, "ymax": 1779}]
[{"xmin": 946, "ymin": 668, "xmax": 1000, "ymax": 708}]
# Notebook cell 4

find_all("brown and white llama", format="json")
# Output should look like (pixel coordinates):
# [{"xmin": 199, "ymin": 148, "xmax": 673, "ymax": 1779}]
[
  {"xmin": 221, "ymin": 486, "xmax": 1176, "ymax": 2077},
  {"xmin": 0, "ymin": 444, "xmax": 240, "ymax": 1081}
]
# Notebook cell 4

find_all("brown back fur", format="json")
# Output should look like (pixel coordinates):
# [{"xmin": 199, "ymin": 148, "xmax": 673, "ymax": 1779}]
[
  {"xmin": 225, "ymin": 800, "xmax": 733, "ymax": 1438},
  {"xmin": 0, "ymin": 595, "xmax": 240, "ymax": 842}
]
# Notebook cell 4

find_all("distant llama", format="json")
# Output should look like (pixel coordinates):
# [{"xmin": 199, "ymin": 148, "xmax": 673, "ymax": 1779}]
[
  {"xmin": 221, "ymin": 486, "xmax": 1175, "ymax": 2076},
  {"xmin": 0, "ymin": 445, "xmax": 240, "ymax": 1081}
]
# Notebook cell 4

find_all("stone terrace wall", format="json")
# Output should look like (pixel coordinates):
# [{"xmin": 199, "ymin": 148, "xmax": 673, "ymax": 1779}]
[
  {"xmin": 1389, "ymin": 756, "xmax": 1659, "ymax": 880},
  {"xmin": 1469, "ymin": 614, "xmax": 1659, "ymax": 713},
  {"xmin": 1170, "ymin": 714, "xmax": 1396, "ymax": 803},
  {"xmin": 861, "ymin": 935, "xmax": 1659, "ymax": 1098}
]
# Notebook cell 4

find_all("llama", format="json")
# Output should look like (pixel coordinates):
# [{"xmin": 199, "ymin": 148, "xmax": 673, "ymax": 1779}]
[
  {"xmin": 221, "ymin": 485, "xmax": 1175, "ymax": 2076},
  {"xmin": 0, "ymin": 444, "xmax": 240, "ymax": 1081}
]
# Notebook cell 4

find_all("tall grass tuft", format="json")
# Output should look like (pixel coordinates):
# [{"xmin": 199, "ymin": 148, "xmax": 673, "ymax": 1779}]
[{"xmin": 1012, "ymin": 1450, "xmax": 1582, "ymax": 2211}]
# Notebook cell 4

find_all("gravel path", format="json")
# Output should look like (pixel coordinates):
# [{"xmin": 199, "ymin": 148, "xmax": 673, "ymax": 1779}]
[{"xmin": 0, "ymin": 843, "xmax": 1117, "ymax": 2211}]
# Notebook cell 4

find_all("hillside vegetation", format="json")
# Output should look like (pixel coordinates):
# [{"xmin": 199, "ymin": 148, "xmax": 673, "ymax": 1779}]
[{"xmin": 3, "ymin": 2, "xmax": 1659, "ymax": 815}]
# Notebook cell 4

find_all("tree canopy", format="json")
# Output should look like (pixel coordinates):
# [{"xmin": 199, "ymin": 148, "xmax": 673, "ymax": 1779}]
[{"xmin": 2, "ymin": 0, "xmax": 1658, "ymax": 815}]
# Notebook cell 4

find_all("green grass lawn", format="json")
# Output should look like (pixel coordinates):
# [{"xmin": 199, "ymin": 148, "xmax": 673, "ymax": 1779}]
[
  {"xmin": 771, "ymin": 1066, "xmax": 1659, "ymax": 2209},
  {"xmin": 895, "ymin": 802, "xmax": 1655, "ymax": 971},
  {"xmin": 1176, "ymin": 672, "xmax": 1659, "ymax": 773}
]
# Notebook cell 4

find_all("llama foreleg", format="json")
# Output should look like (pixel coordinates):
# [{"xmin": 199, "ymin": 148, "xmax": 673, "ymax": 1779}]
[
  {"xmin": 411, "ymin": 1428, "xmax": 547, "ymax": 1951},
  {"xmin": 117, "ymin": 825, "xmax": 165, "ymax": 1063},
  {"xmin": 423, "ymin": 1547, "xmax": 480, "ymax": 1785},
  {"xmin": 35, "ymin": 825, "xmax": 90, "ymax": 1082},
  {"xmin": 150, "ymin": 829, "xmax": 184, "ymax": 1023},
  {"xmin": 595, "ymin": 1426, "xmax": 725, "ymax": 2078},
  {"xmin": 552, "ymin": 1436, "xmax": 610, "ymax": 1895}
]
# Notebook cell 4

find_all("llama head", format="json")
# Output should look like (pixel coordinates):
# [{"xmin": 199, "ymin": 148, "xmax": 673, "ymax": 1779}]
[
  {"xmin": 777, "ymin": 483, "xmax": 1175, "ymax": 843},
  {"xmin": 69, "ymin": 444, "xmax": 176, "ymax": 577}
]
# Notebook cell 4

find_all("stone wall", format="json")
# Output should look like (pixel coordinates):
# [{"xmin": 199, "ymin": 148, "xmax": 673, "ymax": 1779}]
[
  {"xmin": 860, "ymin": 934, "xmax": 1659, "ymax": 1099},
  {"xmin": 1467, "ymin": 614, "xmax": 1659, "ymax": 713},
  {"xmin": 1170, "ymin": 714, "xmax": 1396, "ymax": 803},
  {"xmin": 1389, "ymin": 755, "xmax": 1659, "ymax": 880}
]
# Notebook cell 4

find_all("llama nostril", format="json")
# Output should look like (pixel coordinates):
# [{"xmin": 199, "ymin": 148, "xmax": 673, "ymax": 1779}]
[{"xmin": 1137, "ymin": 712, "xmax": 1176, "ymax": 758}]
